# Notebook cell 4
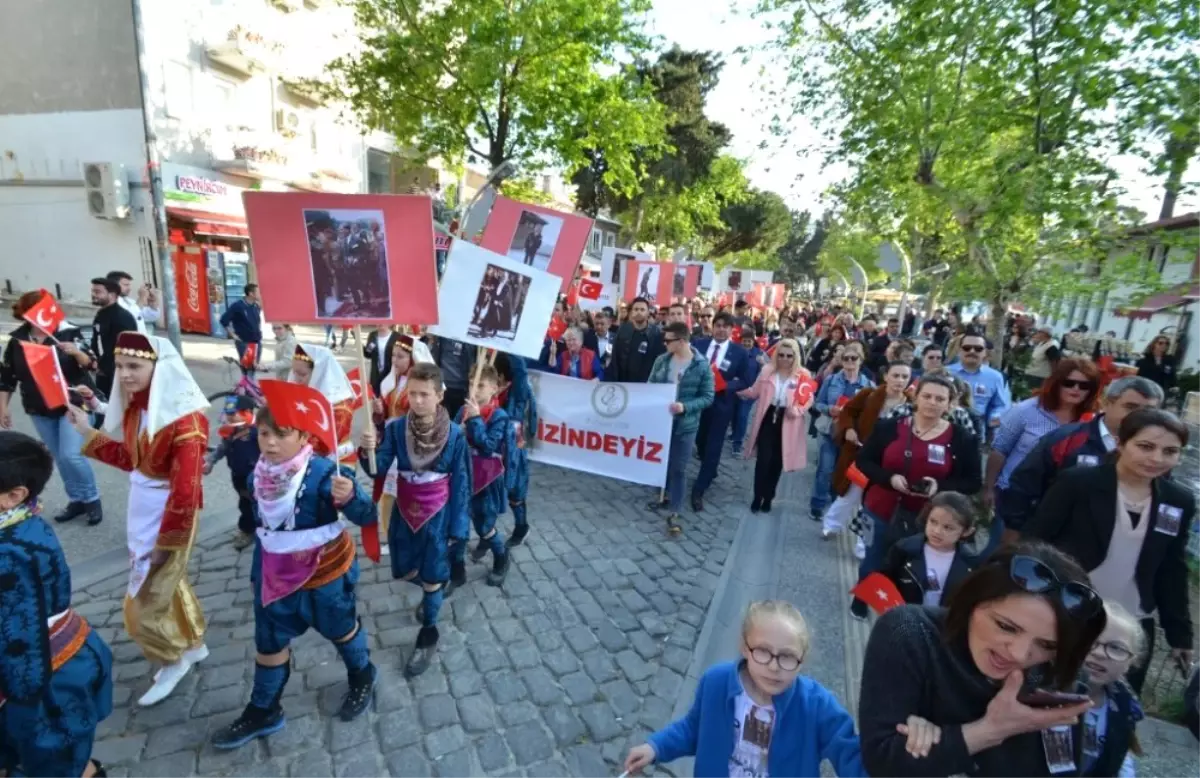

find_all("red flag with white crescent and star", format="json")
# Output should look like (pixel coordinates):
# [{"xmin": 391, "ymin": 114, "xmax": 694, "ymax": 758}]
[
  {"xmin": 22, "ymin": 291, "xmax": 65, "ymax": 335},
  {"xmin": 578, "ymin": 278, "xmax": 603, "ymax": 301},
  {"xmin": 17, "ymin": 340, "xmax": 69, "ymax": 409},
  {"xmin": 850, "ymin": 572, "xmax": 906, "ymax": 615},
  {"xmin": 345, "ymin": 367, "xmax": 375, "ymax": 410},
  {"xmin": 258, "ymin": 379, "xmax": 337, "ymax": 456}
]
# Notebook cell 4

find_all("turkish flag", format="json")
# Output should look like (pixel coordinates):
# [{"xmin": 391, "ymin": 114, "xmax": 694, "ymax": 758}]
[
  {"xmin": 17, "ymin": 340, "xmax": 69, "ymax": 409},
  {"xmin": 546, "ymin": 314, "xmax": 568, "ymax": 342},
  {"xmin": 710, "ymin": 362, "xmax": 727, "ymax": 393},
  {"xmin": 23, "ymin": 292, "xmax": 65, "ymax": 335},
  {"xmin": 239, "ymin": 342, "xmax": 259, "ymax": 369},
  {"xmin": 850, "ymin": 572, "xmax": 906, "ymax": 615},
  {"xmin": 846, "ymin": 462, "xmax": 870, "ymax": 490},
  {"xmin": 579, "ymin": 278, "xmax": 603, "ymax": 301},
  {"xmin": 346, "ymin": 368, "xmax": 374, "ymax": 410},
  {"xmin": 258, "ymin": 379, "xmax": 337, "ymax": 455},
  {"xmin": 793, "ymin": 375, "xmax": 818, "ymax": 407},
  {"xmin": 566, "ymin": 283, "xmax": 580, "ymax": 308}
]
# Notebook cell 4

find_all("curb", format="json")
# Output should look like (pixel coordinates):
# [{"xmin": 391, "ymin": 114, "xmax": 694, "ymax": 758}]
[{"xmin": 836, "ymin": 528, "xmax": 871, "ymax": 718}]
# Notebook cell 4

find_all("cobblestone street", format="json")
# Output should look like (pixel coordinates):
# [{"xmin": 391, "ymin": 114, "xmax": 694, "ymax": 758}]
[{"xmin": 78, "ymin": 458, "xmax": 745, "ymax": 778}]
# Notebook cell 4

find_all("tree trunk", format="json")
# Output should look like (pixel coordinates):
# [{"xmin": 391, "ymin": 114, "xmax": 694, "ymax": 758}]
[
  {"xmin": 1158, "ymin": 130, "xmax": 1198, "ymax": 221},
  {"xmin": 988, "ymin": 297, "xmax": 1008, "ymax": 369}
]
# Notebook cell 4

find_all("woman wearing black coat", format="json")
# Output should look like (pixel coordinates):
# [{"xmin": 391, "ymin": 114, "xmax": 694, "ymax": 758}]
[
  {"xmin": 1025, "ymin": 408, "xmax": 1195, "ymax": 695},
  {"xmin": 1134, "ymin": 334, "xmax": 1177, "ymax": 396}
]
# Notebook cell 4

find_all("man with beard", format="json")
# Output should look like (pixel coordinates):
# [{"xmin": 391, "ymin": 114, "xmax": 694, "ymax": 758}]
[
  {"xmin": 89, "ymin": 277, "xmax": 139, "ymax": 397},
  {"xmin": 611, "ymin": 298, "xmax": 663, "ymax": 383}
]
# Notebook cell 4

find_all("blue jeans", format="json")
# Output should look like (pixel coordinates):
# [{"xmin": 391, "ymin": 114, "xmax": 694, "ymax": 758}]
[
  {"xmin": 666, "ymin": 428, "xmax": 698, "ymax": 513},
  {"xmin": 30, "ymin": 414, "xmax": 100, "ymax": 503},
  {"xmin": 731, "ymin": 399, "xmax": 753, "ymax": 451},
  {"xmin": 857, "ymin": 510, "xmax": 889, "ymax": 582},
  {"xmin": 808, "ymin": 434, "xmax": 840, "ymax": 514}
]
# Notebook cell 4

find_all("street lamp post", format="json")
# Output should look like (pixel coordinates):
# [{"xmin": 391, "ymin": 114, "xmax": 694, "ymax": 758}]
[{"xmin": 847, "ymin": 259, "xmax": 870, "ymax": 315}]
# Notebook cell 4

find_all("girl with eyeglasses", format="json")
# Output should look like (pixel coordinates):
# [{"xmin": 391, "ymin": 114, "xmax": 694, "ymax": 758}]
[
  {"xmin": 1026, "ymin": 407, "xmax": 1195, "ymax": 695},
  {"xmin": 859, "ymin": 543, "xmax": 1106, "ymax": 777},
  {"xmin": 1134, "ymin": 335, "xmax": 1177, "ymax": 397},
  {"xmin": 624, "ymin": 600, "xmax": 864, "ymax": 778}
]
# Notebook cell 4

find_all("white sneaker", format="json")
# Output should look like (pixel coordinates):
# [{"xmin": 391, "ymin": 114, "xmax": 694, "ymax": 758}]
[
  {"xmin": 379, "ymin": 543, "xmax": 390, "ymax": 557},
  {"xmin": 853, "ymin": 537, "xmax": 867, "ymax": 560},
  {"xmin": 183, "ymin": 644, "xmax": 209, "ymax": 665},
  {"xmin": 138, "ymin": 659, "xmax": 193, "ymax": 706}
]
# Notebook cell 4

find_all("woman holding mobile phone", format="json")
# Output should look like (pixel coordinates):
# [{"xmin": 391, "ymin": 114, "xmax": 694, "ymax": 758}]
[{"xmin": 859, "ymin": 542, "xmax": 1106, "ymax": 776}]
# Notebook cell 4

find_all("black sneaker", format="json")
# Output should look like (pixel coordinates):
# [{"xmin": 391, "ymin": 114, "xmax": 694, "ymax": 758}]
[
  {"xmin": 211, "ymin": 704, "xmax": 286, "ymax": 750},
  {"xmin": 53, "ymin": 501, "xmax": 85, "ymax": 523},
  {"xmin": 469, "ymin": 541, "xmax": 490, "ymax": 563},
  {"xmin": 750, "ymin": 496, "xmax": 763, "ymax": 513},
  {"xmin": 337, "ymin": 663, "xmax": 376, "ymax": 721},
  {"xmin": 809, "ymin": 508, "xmax": 823, "ymax": 522},
  {"xmin": 486, "ymin": 551, "xmax": 510, "ymax": 587},
  {"xmin": 91, "ymin": 760, "xmax": 108, "ymax": 778},
  {"xmin": 506, "ymin": 524, "xmax": 529, "ymax": 547},
  {"xmin": 761, "ymin": 499, "xmax": 772, "ymax": 514},
  {"xmin": 691, "ymin": 494, "xmax": 704, "ymax": 512},
  {"xmin": 849, "ymin": 598, "xmax": 870, "ymax": 622},
  {"xmin": 84, "ymin": 500, "xmax": 104, "ymax": 526}
]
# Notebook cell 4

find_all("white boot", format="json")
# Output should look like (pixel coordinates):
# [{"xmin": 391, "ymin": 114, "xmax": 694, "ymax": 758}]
[
  {"xmin": 183, "ymin": 644, "xmax": 209, "ymax": 665},
  {"xmin": 139, "ymin": 658, "xmax": 193, "ymax": 706}
]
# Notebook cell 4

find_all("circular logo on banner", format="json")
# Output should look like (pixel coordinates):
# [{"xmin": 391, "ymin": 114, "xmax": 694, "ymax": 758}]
[{"xmin": 591, "ymin": 384, "xmax": 628, "ymax": 418}]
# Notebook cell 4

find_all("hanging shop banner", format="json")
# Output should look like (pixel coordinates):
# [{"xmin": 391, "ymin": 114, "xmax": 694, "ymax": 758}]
[
  {"xmin": 478, "ymin": 197, "xmax": 594, "ymax": 294},
  {"xmin": 242, "ymin": 191, "xmax": 438, "ymax": 326},
  {"xmin": 426, "ymin": 241, "xmax": 562, "ymax": 360},
  {"xmin": 527, "ymin": 371, "xmax": 675, "ymax": 487}
]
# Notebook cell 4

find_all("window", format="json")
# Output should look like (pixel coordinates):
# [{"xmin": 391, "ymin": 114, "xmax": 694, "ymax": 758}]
[
  {"xmin": 163, "ymin": 62, "xmax": 194, "ymax": 119},
  {"xmin": 591, "ymin": 230, "xmax": 601, "ymax": 253},
  {"xmin": 604, "ymin": 232, "xmax": 616, "ymax": 247},
  {"xmin": 202, "ymin": 76, "xmax": 236, "ymax": 126}
]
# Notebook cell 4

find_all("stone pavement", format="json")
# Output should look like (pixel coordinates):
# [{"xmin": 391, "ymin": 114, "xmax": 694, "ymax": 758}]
[{"xmin": 78, "ymin": 454, "xmax": 746, "ymax": 778}]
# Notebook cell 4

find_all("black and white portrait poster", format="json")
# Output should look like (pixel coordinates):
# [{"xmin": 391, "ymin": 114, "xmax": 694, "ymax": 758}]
[
  {"xmin": 591, "ymin": 247, "xmax": 651, "ymax": 311},
  {"xmin": 428, "ymin": 242, "xmax": 562, "ymax": 359}
]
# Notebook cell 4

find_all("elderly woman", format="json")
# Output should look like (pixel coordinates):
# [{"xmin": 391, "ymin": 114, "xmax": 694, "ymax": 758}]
[
  {"xmin": 736, "ymin": 338, "xmax": 813, "ymax": 513},
  {"xmin": 544, "ymin": 326, "xmax": 603, "ymax": 380},
  {"xmin": 859, "ymin": 542, "xmax": 1106, "ymax": 776}
]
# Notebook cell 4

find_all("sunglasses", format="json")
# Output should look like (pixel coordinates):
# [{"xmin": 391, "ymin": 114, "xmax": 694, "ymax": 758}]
[
  {"xmin": 664, "ymin": 337, "xmax": 679, "ymax": 344},
  {"xmin": 699, "ymin": 315, "xmax": 713, "ymax": 319},
  {"xmin": 960, "ymin": 345, "xmax": 986, "ymax": 353},
  {"xmin": 927, "ymin": 354, "xmax": 944, "ymax": 361},
  {"xmin": 842, "ymin": 355, "xmax": 860, "ymax": 362},
  {"xmin": 777, "ymin": 353, "xmax": 795, "ymax": 359},
  {"xmin": 1009, "ymin": 555, "xmax": 1102, "ymax": 619},
  {"xmin": 1060, "ymin": 379, "xmax": 1095, "ymax": 391}
]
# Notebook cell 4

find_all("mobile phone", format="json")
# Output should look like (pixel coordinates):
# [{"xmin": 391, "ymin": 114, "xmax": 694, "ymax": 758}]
[
  {"xmin": 909, "ymin": 479, "xmax": 931, "ymax": 495},
  {"xmin": 1017, "ymin": 688, "xmax": 1091, "ymax": 708}
]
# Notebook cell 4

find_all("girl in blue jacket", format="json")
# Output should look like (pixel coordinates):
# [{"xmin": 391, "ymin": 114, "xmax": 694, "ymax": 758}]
[{"xmin": 625, "ymin": 600, "xmax": 865, "ymax": 777}]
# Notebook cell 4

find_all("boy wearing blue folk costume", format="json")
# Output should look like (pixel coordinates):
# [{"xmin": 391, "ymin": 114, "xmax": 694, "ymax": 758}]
[
  {"xmin": 0, "ymin": 431, "xmax": 113, "ymax": 778},
  {"xmin": 494, "ymin": 353, "xmax": 537, "ymax": 547},
  {"xmin": 358, "ymin": 362, "xmax": 471, "ymax": 677},
  {"xmin": 211, "ymin": 405, "xmax": 378, "ymax": 750},
  {"xmin": 455, "ymin": 364, "xmax": 512, "ymax": 587}
]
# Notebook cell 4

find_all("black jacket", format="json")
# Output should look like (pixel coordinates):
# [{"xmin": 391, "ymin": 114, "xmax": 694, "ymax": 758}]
[
  {"xmin": 1083, "ymin": 681, "xmax": 1141, "ymax": 778},
  {"xmin": 610, "ymin": 321, "xmax": 663, "ymax": 383},
  {"xmin": 880, "ymin": 533, "xmax": 975, "ymax": 606},
  {"xmin": 1135, "ymin": 353, "xmax": 1177, "ymax": 393},
  {"xmin": 999, "ymin": 415, "xmax": 1114, "ymax": 532},
  {"xmin": 90, "ymin": 303, "xmax": 139, "ymax": 379},
  {"xmin": 363, "ymin": 330, "xmax": 399, "ymax": 395},
  {"xmin": 0, "ymin": 323, "xmax": 98, "ymax": 417},
  {"xmin": 855, "ymin": 417, "xmax": 984, "ymax": 498},
  {"xmin": 1026, "ymin": 462, "xmax": 1195, "ymax": 649}
]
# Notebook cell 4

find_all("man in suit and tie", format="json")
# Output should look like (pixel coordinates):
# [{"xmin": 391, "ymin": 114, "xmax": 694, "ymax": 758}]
[{"xmin": 690, "ymin": 312, "xmax": 752, "ymax": 511}]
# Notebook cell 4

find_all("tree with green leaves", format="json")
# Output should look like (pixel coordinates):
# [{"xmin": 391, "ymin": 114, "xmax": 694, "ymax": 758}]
[{"xmin": 327, "ymin": 0, "xmax": 668, "ymax": 197}]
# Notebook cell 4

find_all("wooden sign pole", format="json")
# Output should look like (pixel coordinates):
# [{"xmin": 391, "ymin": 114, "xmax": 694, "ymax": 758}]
[{"xmin": 354, "ymin": 325, "xmax": 376, "ymax": 475}]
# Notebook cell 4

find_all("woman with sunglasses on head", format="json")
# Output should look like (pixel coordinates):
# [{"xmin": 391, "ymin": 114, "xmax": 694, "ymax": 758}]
[
  {"xmin": 1025, "ymin": 407, "xmax": 1195, "ymax": 696},
  {"xmin": 859, "ymin": 542, "xmax": 1106, "ymax": 777},
  {"xmin": 984, "ymin": 358, "xmax": 1101, "ymax": 552},
  {"xmin": 1134, "ymin": 335, "xmax": 1177, "ymax": 397},
  {"xmin": 737, "ymin": 338, "xmax": 814, "ymax": 513}
]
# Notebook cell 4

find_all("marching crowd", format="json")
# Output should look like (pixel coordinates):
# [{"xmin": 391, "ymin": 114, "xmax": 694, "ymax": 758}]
[{"xmin": 0, "ymin": 279, "xmax": 1197, "ymax": 778}]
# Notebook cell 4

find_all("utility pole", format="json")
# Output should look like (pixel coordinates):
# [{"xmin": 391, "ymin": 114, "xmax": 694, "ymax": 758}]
[{"xmin": 131, "ymin": 0, "xmax": 182, "ymax": 350}]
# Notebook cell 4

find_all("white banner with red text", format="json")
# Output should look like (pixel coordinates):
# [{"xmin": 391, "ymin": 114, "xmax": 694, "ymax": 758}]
[{"xmin": 527, "ymin": 371, "xmax": 675, "ymax": 487}]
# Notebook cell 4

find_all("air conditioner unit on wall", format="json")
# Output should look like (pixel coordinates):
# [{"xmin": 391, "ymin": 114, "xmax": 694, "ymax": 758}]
[
  {"xmin": 83, "ymin": 162, "xmax": 130, "ymax": 220},
  {"xmin": 275, "ymin": 108, "xmax": 301, "ymax": 135}
]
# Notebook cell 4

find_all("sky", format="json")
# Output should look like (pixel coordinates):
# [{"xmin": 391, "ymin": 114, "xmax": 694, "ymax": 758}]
[{"xmin": 646, "ymin": 0, "xmax": 1191, "ymax": 223}]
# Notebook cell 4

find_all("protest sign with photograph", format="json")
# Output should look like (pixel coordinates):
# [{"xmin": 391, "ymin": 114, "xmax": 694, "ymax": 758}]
[
  {"xmin": 242, "ymin": 192, "xmax": 438, "ymax": 325},
  {"xmin": 479, "ymin": 197, "xmax": 593, "ymax": 293},
  {"xmin": 673, "ymin": 264, "xmax": 702, "ymax": 299},
  {"xmin": 588, "ymin": 247, "xmax": 650, "ymax": 310},
  {"xmin": 428, "ymin": 241, "xmax": 561, "ymax": 360},
  {"xmin": 622, "ymin": 260, "xmax": 684, "ymax": 305},
  {"xmin": 528, "ymin": 371, "xmax": 675, "ymax": 487}
]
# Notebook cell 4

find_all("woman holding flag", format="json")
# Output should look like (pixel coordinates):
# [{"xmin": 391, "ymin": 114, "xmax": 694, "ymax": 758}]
[
  {"xmin": 735, "ymin": 338, "xmax": 814, "ymax": 513},
  {"xmin": 0, "ymin": 291, "xmax": 104, "ymax": 525}
]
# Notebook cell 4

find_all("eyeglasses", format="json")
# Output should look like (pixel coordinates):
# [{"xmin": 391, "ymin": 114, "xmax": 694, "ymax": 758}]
[
  {"xmin": 960, "ymin": 345, "xmax": 985, "ymax": 353},
  {"xmin": 663, "ymin": 337, "xmax": 679, "ymax": 344},
  {"xmin": 926, "ymin": 354, "xmax": 944, "ymax": 361},
  {"xmin": 1009, "ymin": 555, "xmax": 1102, "ymax": 619},
  {"xmin": 1060, "ymin": 379, "xmax": 1095, "ymax": 391},
  {"xmin": 842, "ymin": 355, "xmax": 860, "ymax": 362},
  {"xmin": 745, "ymin": 643, "xmax": 802, "ymax": 671},
  {"xmin": 1093, "ymin": 640, "xmax": 1135, "ymax": 663}
]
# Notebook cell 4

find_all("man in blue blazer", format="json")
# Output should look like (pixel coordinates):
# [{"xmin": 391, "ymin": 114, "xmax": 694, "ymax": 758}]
[{"xmin": 690, "ymin": 312, "xmax": 752, "ymax": 511}]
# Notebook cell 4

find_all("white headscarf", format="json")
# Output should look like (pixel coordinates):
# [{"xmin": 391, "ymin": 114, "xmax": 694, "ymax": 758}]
[
  {"xmin": 289, "ymin": 343, "xmax": 354, "ymax": 405},
  {"xmin": 380, "ymin": 337, "xmax": 436, "ymax": 398},
  {"xmin": 102, "ymin": 335, "xmax": 209, "ymax": 438}
]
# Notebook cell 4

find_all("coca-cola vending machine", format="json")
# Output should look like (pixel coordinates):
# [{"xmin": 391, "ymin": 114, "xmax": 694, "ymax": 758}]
[{"xmin": 173, "ymin": 246, "xmax": 212, "ymax": 335}]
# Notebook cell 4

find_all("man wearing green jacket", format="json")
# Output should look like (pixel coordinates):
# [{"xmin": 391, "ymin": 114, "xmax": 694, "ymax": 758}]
[{"xmin": 647, "ymin": 322, "xmax": 715, "ymax": 534}]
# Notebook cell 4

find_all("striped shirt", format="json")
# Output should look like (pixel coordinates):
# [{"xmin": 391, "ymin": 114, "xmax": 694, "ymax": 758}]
[{"xmin": 994, "ymin": 397, "xmax": 1069, "ymax": 489}]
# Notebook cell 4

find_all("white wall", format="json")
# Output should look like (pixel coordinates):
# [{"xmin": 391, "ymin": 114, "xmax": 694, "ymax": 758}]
[{"xmin": 0, "ymin": 108, "xmax": 154, "ymax": 301}]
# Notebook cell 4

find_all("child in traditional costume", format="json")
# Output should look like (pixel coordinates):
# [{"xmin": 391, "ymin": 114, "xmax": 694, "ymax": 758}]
[
  {"xmin": 494, "ymin": 353, "xmax": 537, "ymax": 546},
  {"xmin": 454, "ymin": 364, "xmax": 512, "ymax": 587},
  {"xmin": 358, "ymin": 362, "xmax": 470, "ymax": 676},
  {"xmin": 289, "ymin": 344, "xmax": 355, "ymax": 466},
  {"xmin": 210, "ymin": 404, "xmax": 378, "ymax": 750},
  {"xmin": 0, "ymin": 431, "xmax": 114, "ymax": 778},
  {"xmin": 72, "ymin": 332, "xmax": 209, "ymax": 706},
  {"xmin": 204, "ymin": 394, "xmax": 260, "ymax": 551}
]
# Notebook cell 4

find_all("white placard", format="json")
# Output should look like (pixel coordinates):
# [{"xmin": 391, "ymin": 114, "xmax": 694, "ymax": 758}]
[
  {"xmin": 589, "ymin": 246, "xmax": 652, "ymax": 311},
  {"xmin": 527, "ymin": 371, "xmax": 675, "ymax": 487},
  {"xmin": 428, "ymin": 241, "xmax": 562, "ymax": 360}
]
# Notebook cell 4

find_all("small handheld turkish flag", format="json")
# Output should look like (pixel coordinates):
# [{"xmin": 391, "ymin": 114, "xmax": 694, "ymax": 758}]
[
  {"xmin": 23, "ymin": 291, "xmax": 65, "ymax": 336},
  {"xmin": 579, "ymin": 278, "xmax": 603, "ymax": 301},
  {"xmin": 258, "ymin": 379, "xmax": 337, "ymax": 455},
  {"xmin": 239, "ymin": 342, "xmax": 259, "ymax": 369},
  {"xmin": 850, "ymin": 572, "xmax": 906, "ymax": 615},
  {"xmin": 710, "ymin": 362, "xmax": 727, "ymax": 393},
  {"xmin": 546, "ymin": 314, "xmax": 568, "ymax": 342},
  {"xmin": 793, "ymin": 375, "xmax": 818, "ymax": 407},
  {"xmin": 345, "ymin": 368, "xmax": 374, "ymax": 411},
  {"xmin": 17, "ymin": 340, "xmax": 69, "ymax": 409}
]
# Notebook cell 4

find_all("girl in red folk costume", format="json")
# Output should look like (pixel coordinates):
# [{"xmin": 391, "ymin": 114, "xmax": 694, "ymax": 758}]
[
  {"xmin": 288, "ymin": 344, "xmax": 355, "ymax": 465},
  {"xmin": 71, "ymin": 332, "xmax": 210, "ymax": 707}
]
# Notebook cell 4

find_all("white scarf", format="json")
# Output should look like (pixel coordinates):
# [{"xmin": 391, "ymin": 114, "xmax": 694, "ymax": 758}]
[
  {"xmin": 289, "ymin": 343, "xmax": 354, "ymax": 405},
  {"xmin": 102, "ymin": 335, "xmax": 208, "ymax": 438}
]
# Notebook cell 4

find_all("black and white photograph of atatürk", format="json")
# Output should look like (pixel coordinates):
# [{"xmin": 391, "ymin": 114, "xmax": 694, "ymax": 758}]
[
  {"xmin": 468, "ymin": 263, "xmax": 532, "ymax": 341},
  {"xmin": 727, "ymin": 270, "xmax": 743, "ymax": 291},
  {"xmin": 636, "ymin": 263, "xmax": 661, "ymax": 303},
  {"xmin": 507, "ymin": 209, "xmax": 564, "ymax": 271},
  {"xmin": 305, "ymin": 208, "xmax": 391, "ymax": 318},
  {"xmin": 612, "ymin": 252, "xmax": 637, "ymax": 284}
]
